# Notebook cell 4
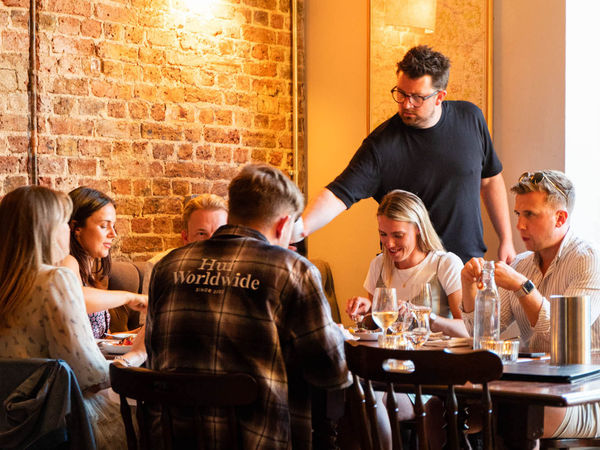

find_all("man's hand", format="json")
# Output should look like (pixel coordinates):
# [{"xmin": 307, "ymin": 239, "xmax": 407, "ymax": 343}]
[
  {"xmin": 494, "ymin": 261, "xmax": 527, "ymax": 292},
  {"xmin": 461, "ymin": 257, "xmax": 485, "ymax": 313},
  {"xmin": 346, "ymin": 296, "xmax": 371, "ymax": 318},
  {"xmin": 498, "ymin": 239, "xmax": 516, "ymax": 264}
]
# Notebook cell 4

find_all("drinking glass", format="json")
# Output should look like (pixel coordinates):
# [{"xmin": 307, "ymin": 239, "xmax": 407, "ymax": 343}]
[
  {"xmin": 407, "ymin": 282, "xmax": 432, "ymax": 346},
  {"xmin": 371, "ymin": 287, "xmax": 399, "ymax": 334}
]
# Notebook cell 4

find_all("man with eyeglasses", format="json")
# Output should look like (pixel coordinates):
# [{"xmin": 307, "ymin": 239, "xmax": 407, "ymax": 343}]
[
  {"xmin": 458, "ymin": 170, "xmax": 600, "ymax": 440},
  {"xmin": 297, "ymin": 45, "xmax": 515, "ymax": 264}
]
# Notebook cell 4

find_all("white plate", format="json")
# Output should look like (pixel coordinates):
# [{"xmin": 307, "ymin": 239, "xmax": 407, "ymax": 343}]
[
  {"xmin": 99, "ymin": 342, "xmax": 132, "ymax": 354},
  {"xmin": 105, "ymin": 332, "xmax": 137, "ymax": 339},
  {"xmin": 351, "ymin": 330, "xmax": 382, "ymax": 341}
]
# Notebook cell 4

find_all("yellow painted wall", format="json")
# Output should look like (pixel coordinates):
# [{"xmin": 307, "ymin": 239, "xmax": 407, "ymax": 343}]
[{"xmin": 305, "ymin": 0, "xmax": 379, "ymax": 326}]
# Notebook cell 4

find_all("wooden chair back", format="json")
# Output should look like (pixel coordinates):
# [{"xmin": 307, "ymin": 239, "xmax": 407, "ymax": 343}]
[
  {"xmin": 344, "ymin": 341, "xmax": 503, "ymax": 450},
  {"xmin": 109, "ymin": 364, "xmax": 258, "ymax": 450}
]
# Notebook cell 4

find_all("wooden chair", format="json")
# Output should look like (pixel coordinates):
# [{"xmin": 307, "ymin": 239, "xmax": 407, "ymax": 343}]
[
  {"xmin": 540, "ymin": 437, "xmax": 600, "ymax": 449},
  {"xmin": 344, "ymin": 341, "xmax": 503, "ymax": 450},
  {"xmin": 109, "ymin": 364, "xmax": 258, "ymax": 450}
]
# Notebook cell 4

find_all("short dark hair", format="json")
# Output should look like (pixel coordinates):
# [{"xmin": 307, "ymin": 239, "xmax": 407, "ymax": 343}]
[
  {"xmin": 228, "ymin": 164, "xmax": 304, "ymax": 225},
  {"xmin": 396, "ymin": 45, "xmax": 451, "ymax": 90}
]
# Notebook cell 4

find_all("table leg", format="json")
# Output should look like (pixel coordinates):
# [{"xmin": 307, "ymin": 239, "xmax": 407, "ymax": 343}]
[{"xmin": 496, "ymin": 402, "xmax": 544, "ymax": 449}]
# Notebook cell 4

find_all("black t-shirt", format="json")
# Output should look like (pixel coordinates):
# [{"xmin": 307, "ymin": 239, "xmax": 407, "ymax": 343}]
[{"xmin": 327, "ymin": 101, "xmax": 502, "ymax": 262}]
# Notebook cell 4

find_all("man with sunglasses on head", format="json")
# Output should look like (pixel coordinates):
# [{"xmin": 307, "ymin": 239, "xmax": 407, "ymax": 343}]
[
  {"xmin": 459, "ymin": 170, "xmax": 600, "ymax": 440},
  {"xmin": 298, "ymin": 45, "xmax": 515, "ymax": 264}
]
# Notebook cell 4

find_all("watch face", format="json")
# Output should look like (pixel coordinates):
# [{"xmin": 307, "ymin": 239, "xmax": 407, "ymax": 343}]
[{"xmin": 523, "ymin": 280, "xmax": 535, "ymax": 294}]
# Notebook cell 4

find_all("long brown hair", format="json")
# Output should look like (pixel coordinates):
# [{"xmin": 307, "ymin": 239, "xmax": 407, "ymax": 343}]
[
  {"xmin": 68, "ymin": 187, "xmax": 115, "ymax": 287},
  {"xmin": 0, "ymin": 186, "xmax": 72, "ymax": 330}
]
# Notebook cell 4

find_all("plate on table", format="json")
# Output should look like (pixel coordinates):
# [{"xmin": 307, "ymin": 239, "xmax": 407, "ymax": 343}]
[
  {"xmin": 105, "ymin": 332, "xmax": 137, "ymax": 340},
  {"xmin": 350, "ymin": 329, "xmax": 382, "ymax": 341},
  {"xmin": 99, "ymin": 341, "xmax": 132, "ymax": 355}
]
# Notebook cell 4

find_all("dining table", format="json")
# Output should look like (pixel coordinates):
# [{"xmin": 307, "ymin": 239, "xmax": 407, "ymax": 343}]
[{"xmin": 351, "ymin": 333, "xmax": 600, "ymax": 449}]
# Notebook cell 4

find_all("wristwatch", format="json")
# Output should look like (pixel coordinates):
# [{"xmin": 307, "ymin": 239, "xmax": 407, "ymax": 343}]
[
  {"xmin": 516, "ymin": 279, "xmax": 535, "ymax": 298},
  {"xmin": 429, "ymin": 311, "xmax": 438, "ymax": 322}
]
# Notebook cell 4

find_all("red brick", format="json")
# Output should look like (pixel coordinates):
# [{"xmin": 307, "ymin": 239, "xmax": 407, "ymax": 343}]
[
  {"xmin": 121, "ymin": 236, "xmax": 163, "ymax": 253},
  {"xmin": 124, "ymin": 26, "xmax": 144, "ymax": 44},
  {"xmin": 172, "ymin": 180, "xmax": 190, "ymax": 196},
  {"xmin": 184, "ymin": 127, "xmax": 203, "ymax": 142},
  {"xmin": 215, "ymin": 146, "xmax": 232, "ymax": 163},
  {"xmin": 141, "ymin": 123, "xmax": 182, "ymax": 141},
  {"xmin": 251, "ymin": 44, "xmax": 268, "ymax": 60},
  {"xmin": 81, "ymin": 19, "xmax": 102, "ymax": 38},
  {"xmin": 79, "ymin": 178, "xmax": 110, "ymax": 193},
  {"xmin": 234, "ymin": 147, "xmax": 250, "ymax": 164},
  {"xmin": 271, "ymin": 13, "xmax": 284, "ymax": 29},
  {"xmin": 91, "ymin": 80, "xmax": 132, "ymax": 100},
  {"xmin": 142, "ymin": 197, "xmax": 180, "ymax": 215},
  {"xmin": 268, "ymin": 150, "xmax": 283, "ymax": 166},
  {"xmin": 38, "ymin": 156, "xmax": 66, "ymax": 175},
  {"xmin": 103, "ymin": 23, "xmax": 122, "ymax": 40},
  {"xmin": 7, "ymin": 136, "xmax": 28, "ymax": 154},
  {"xmin": 215, "ymin": 110, "xmax": 233, "ymax": 126},
  {"xmin": 205, "ymin": 164, "xmax": 238, "ymax": 180},
  {"xmin": 56, "ymin": 138, "xmax": 78, "ymax": 156},
  {"xmin": 53, "ymin": 97, "xmax": 75, "ymax": 115},
  {"xmin": 10, "ymin": 10, "xmax": 28, "ymax": 29},
  {"xmin": 184, "ymin": 87, "xmax": 222, "ymax": 104},
  {"xmin": 48, "ymin": 0, "xmax": 91, "ymax": 16},
  {"xmin": 198, "ymin": 109, "xmax": 214, "ymax": 124},
  {"xmin": 101, "ymin": 60, "xmax": 123, "ymax": 78},
  {"xmin": 68, "ymin": 159, "xmax": 96, "ymax": 176},
  {"xmin": 165, "ymin": 162, "xmax": 204, "ymax": 178},
  {"xmin": 111, "ymin": 179, "xmax": 131, "ymax": 195},
  {"xmin": 51, "ymin": 77, "xmax": 89, "ymax": 96},
  {"xmin": 0, "ymin": 155, "xmax": 25, "ymax": 174},
  {"xmin": 128, "ymin": 101, "xmax": 148, "ymax": 119},
  {"xmin": 108, "ymin": 101, "xmax": 126, "ymax": 118},
  {"xmin": 134, "ymin": 84, "xmax": 156, "ymax": 101},
  {"xmin": 4, "ymin": 175, "xmax": 28, "ymax": 193},
  {"xmin": 177, "ymin": 144, "xmax": 193, "ymax": 160},
  {"xmin": 242, "ymin": 130, "xmax": 276, "ymax": 148},
  {"xmin": 241, "ymin": 25, "xmax": 275, "ymax": 44},
  {"xmin": 253, "ymin": 10, "xmax": 269, "ymax": 26},
  {"xmin": 151, "ymin": 104, "xmax": 166, "ymax": 121},
  {"xmin": 95, "ymin": 2, "xmax": 131, "ymax": 24},
  {"xmin": 168, "ymin": 105, "xmax": 194, "ymax": 122},
  {"xmin": 112, "ymin": 142, "xmax": 132, "ymax": 156},
  {"xmin": 196, "ymin": 145, "xmax": 212, "ymax": 160},
  {"xmin": 2, "ymin": 31, "xmax": 28, "ymax": 53},
  {"xmin": 133, "ymin": 179, "xmax": 151, "ymax": 196},
  {"xmin": 160, "ymin": 86, "xmax": 184, "ymax": 103},
  {"xmin": 97, "ymin": 41, "xmax": 137, "ymax": 62},
  {"xmin": 131, "ymin": 217, "xmax": 151, "ymax": 233},
  {"xmin": 38, "ymin": 137, "xmax": 56, "ymax": 154},
  {"xmin": 147, "ymin": 29, "xmax": 176, "ymax": 47},
  {"xmin": 152, "ymin": 143, "xmax": 174, "ymax": 159},
  {"xmin": 58, "ymin": 17, "xmax": 80, "ymax": 35},
  {"xmin": 142, "ymin": 66, "xmax": 161, "ymax": 84},
  {"xmin": 79, "ymin": 140, "xmax": 111, "ymax": 157},
  {"xmin": 152, "ymin": 179, "xmax": 171, "ymax": 196},
  {"xmin": 205, "ymin": 127, "xmax": 240, "ymax": 144},
  {"xmin": 79, "ymin": 98, "xmax": 105, "ymax": 115},
  {"xmin": 49, "ymin": 117, "xmax": 94, "ymax": 136},
  {"xmin": 113, "ymin": 197, "xmax": 143, "ymax": 216},
  {"xmin": 190, "ymin": 180, "xmax": 211, "ymax": 194},
  {"xmin": 139, "ymin": 48, "xmax": 164, "ymax": 65},
  {"xmin": 153, "ymin": 216, "xmax": 172, "ymax": 234},
  {"xmin": 96, "ymin": 120, "xmax": 140, "ymax": 139},
  {"xmin": 2, "ymin": 0, "xmax": 28, "ymax": 6}
]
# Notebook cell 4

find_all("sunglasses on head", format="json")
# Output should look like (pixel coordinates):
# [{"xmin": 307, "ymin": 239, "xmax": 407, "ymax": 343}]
[{"xmin": 518, "ymin": 172, "xmax": 568, "ymax": 200}]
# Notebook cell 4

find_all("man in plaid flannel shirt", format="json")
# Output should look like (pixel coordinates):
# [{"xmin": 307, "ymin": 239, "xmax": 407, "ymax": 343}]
[{"xmin": 146, "ymin": 163, "xmax": 349, "ymax": 449}]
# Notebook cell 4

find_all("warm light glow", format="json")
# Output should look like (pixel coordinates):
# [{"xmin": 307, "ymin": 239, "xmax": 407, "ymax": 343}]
[
  {"xmin": 384, "ymin": 0, "xmax": 437, "ymax": 33},
  {"xmin": 183, "ymin": 0, "xmax": 218, "ymax": 15}
]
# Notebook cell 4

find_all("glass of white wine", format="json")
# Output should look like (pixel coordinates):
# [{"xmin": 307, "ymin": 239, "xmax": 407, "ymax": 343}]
[{"xmin": 372, "ymin": 287, "xmax": 399, "ymax": 347}]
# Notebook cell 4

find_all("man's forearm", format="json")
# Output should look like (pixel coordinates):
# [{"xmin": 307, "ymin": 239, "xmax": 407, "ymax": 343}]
[
  {"xmin": 302, "ymin": 188, "xmax": 347, "ymax": 236},
  {"xmin": 480, "ymin": 173, "xmax": 513, "ymax": 242}
]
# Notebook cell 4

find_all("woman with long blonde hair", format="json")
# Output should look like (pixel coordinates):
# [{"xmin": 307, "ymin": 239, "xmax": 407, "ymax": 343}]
[
  {"xmin": 0, "ymin": 186, "xmax": 126, "ymax": 449},
  {"xmin": 347, "ymin": 189, "xmax": 464, "ymax": 320}
]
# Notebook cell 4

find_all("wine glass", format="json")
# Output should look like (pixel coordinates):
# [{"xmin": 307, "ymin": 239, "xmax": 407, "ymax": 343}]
[
  {"xmin": 408, "ymin": 282, "xmax": 432, "ymax": 346},
  {"xmin": 371, "ymin": 287, "xmax": 398, "ymax": 334}
]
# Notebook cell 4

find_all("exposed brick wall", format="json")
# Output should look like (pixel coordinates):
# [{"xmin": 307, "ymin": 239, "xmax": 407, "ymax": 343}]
[{"xmin": 0, "ymin": 0, "xmax": 301, "ymax": 261}]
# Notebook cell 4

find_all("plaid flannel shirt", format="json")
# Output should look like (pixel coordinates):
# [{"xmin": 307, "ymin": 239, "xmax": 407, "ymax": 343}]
[{"xmin": 146, "ymin": 225, "xmax": 349, "ymax": 449}]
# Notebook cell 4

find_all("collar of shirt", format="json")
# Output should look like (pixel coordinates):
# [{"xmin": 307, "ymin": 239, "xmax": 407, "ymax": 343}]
[{"xmin": 211, "ymin": 224, "xmax": 270, "ymax": 243}]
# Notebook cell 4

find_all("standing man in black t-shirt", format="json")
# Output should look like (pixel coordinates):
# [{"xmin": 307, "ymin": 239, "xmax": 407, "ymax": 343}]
[{"xmin": 298, "ymin": 45, "xmax": 515, "ymax": 263}]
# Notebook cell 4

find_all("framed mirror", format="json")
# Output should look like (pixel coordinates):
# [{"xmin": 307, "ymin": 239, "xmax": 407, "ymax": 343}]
[{"xmin": 369, "ymin": 0, "xmax": 493, "ymax": 134}]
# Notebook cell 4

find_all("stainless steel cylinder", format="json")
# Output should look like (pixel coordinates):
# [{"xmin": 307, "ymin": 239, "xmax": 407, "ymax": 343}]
[{"xmin": 550, "ymin": 295, "xmax": 591, "ymax": 365}]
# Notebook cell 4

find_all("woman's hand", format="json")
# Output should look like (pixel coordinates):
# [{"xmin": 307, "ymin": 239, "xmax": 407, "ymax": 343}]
[
  {"xmin": 346, "ymin": 296, "xmax": 371, "ymax": 318},
  {"xmin": 127, "ymin": 293, "xmax": 148, "ymax": 311}
]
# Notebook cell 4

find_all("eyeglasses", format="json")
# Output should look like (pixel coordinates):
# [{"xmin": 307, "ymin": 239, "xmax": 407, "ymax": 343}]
[
  {"xmin": 518, "ymin": 172, "xmax": 568, "ymax": 200},
  {"xmin": 390, "ymin": 87, "xmax": 439, "ymax": 107}
]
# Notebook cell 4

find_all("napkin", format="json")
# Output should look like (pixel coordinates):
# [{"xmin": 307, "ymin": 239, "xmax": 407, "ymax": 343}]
[{"xmin": 423, "ymin": 337, "xmax": 472, "ymax": 348}]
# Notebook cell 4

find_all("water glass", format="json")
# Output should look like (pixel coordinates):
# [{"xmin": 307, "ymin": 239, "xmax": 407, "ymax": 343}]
[{"xmin": 372, "ymin": 287, "xmax": 398, "ymax": 333}]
